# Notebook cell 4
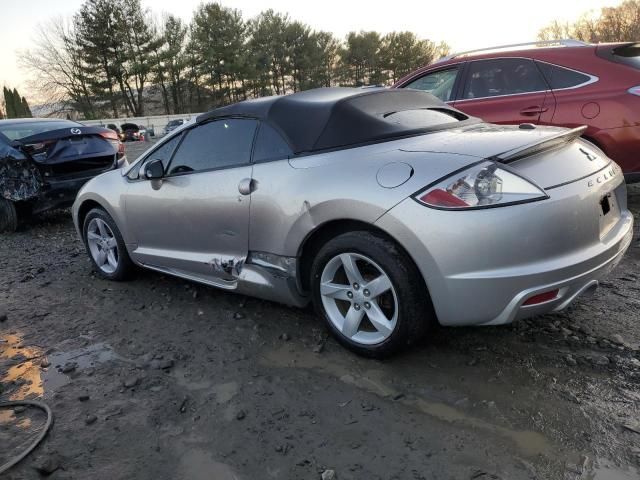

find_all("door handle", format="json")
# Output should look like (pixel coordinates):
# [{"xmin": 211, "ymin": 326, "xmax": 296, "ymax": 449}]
[
  {"xmin": 238, "ymin": 178, "xmax": 255, "ymax": 195},
  {"xmin": 520, "ymin": 106, "xmax": 548, "ymax": 116}
]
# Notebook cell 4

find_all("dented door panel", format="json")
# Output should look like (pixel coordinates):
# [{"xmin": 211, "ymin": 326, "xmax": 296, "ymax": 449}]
[{"xmin": 124, "ymin": 166, "xmax": 253, "ymax": 283}]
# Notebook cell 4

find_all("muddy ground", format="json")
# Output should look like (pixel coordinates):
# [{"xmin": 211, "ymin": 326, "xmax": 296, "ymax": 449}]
[{"xmin": 1, "ymin": 140, "xmax": 640, "ymax": 480}]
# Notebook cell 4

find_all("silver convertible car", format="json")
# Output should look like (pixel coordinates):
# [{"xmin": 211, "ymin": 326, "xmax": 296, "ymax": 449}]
[{"xmin": 72, "ymin": 88, "xmax": 633, "ymax": 357}]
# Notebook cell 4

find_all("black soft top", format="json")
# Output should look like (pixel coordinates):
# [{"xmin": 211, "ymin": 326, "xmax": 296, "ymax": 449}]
[{"xmin": 197, "ymin": 88, "xmax": 473, "ymax": 154}]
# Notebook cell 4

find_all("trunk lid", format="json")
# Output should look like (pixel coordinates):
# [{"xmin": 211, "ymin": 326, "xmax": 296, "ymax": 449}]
[
  {"xmin": 399, "ymin": 123, "xmax": 613, "ymax": 189},
  {"xmin": 14, "ymin": 126, "xmax": 117, "ymax": 179}
]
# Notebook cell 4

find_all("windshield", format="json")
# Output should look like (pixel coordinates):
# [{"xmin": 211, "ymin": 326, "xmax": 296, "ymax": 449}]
[
  {"xmin": 0, "ymin": 120, "xmax": 80, "ymax": 141},
  {"xmin": 167, "ymin": 120, "xmax": 182, "ymax": 127}
]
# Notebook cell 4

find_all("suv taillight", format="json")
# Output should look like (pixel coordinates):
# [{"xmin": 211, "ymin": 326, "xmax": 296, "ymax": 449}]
[{"xmin": 628, "ymin": 86, "xmax": 640, "ymax": 96}]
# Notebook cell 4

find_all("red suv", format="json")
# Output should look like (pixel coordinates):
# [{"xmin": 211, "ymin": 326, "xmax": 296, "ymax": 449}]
[{"xmin": 394, "ymin": 40, "xmax": 640, "ymax": 181}]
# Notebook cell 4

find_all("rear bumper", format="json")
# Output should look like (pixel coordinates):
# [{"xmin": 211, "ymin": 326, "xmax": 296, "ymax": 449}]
[
  {"xmin": 478, "ymin": 214, "xmax": 632, "ymax": 325},
  {"xmin": 376, "ymin": 169, "xmax": 634, "ymax": 326},
  {"xmin": 33, "ymin": 167, "xmax": 117, "ymax": 213}
]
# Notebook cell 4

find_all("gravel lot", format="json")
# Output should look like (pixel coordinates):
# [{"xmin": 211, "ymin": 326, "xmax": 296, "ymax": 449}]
[{"xmin": 1, "ymin": 139, "xmax": 640, "ymax": 479}]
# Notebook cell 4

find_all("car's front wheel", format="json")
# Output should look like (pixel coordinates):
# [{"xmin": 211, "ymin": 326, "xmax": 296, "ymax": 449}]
[
  {"xmin": 83, "ymin": 208, "xmax": 134, "ymax": 280},
  {"xmin": 310, "ymin": 231, "xmax": 433, "ymax": 357},
  {"xmin": 0, "ymin": 198, "xmax": 18, "ymax": 232}
]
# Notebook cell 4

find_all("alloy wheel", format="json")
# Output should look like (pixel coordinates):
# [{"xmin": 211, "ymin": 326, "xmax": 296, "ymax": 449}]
[
  {"xmin": 320, "ymin": 252, "xmax": 398, "ymax": 345},
  {"xmin": 86, "ymin": 218, "xmax": 119, "ymax": 274}
]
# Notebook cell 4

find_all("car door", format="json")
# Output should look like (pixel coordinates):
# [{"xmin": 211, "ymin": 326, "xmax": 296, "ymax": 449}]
[
  {"xmin": 400, "ymin": 65, "xmax": 463, "ymax": 104},
  {"xmin": 124, "ymin": 118, "xmax": 258, "ymax": 285},
  {"xmin": 452, "ymin": 58, "xmax": 554, "ymax": 124}
]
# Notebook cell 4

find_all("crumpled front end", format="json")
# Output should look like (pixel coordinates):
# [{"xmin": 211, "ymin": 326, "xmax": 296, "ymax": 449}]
[{"xmin": 0, "ymin": 142, "xmax": 42, "ymax": 202}]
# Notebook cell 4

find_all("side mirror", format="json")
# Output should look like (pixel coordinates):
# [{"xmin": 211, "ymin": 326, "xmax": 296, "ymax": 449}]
[{"xmin": 144, "ymin": 159, "xmax": 164, "ymax": 180}]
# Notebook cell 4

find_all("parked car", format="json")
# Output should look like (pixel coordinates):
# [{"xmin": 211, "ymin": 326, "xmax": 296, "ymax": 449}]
[
  {"xmin": 0, "ymin": 118, "xmax": 125, "ymax": 232},
  {"xmin": 394, "ymin": 40, "xmax": 640, "ymax": 182},
  {"xmin": 120, "ymin": 123, "xmax": 141, "ymax": 142},
  {"xmin": 72, "ymin": 88, "xmax": 633, "ymax": 357},
  {"xmin": 163, "ymin": 119, "xmax": 185, "ymax": 136},
  {"xmin": 106, "ymin": 123, "xmax": 121, "ymax": 136}
]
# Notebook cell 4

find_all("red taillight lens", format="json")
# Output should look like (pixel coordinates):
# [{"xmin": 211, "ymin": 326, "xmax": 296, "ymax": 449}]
[
  {"xmin": 523, "ymin": 289, "xmax": 559, "ymax": 306},
  {"xmin": 418, "ymin": 188, "xmax": 469, "ymax": 207},
  {"xmin": 628, "ymin": 86, "xmax": 640, "ymax": 96}
]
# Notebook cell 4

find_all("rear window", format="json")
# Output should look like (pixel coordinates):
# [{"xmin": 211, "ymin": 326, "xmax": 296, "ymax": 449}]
[
  {"xmin": 0, "ymin": 120, "xmax": 79, "ymax": 140},
  {"xmin": 536, "ymin": 62, "xmax": 592, "ymax": 89},
  {"xmin": 383, "ymin": 109, "xmax": 463, "ymax": 128},
  {"xmin": 598, "ymin": 43, "xmax": 640, "ymax": 70}
]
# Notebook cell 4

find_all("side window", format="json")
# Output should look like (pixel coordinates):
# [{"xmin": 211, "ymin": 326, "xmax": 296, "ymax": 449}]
[
  {"xmin": 253, "ymin": 123, "xmax": 293, "ymax": 162},
  {"xmin": 130, "ymin": 133, "xmax": 182, "ymax": 180},
  {"xmin": 462, "ymin": 59, "xmax": 548, "ymax": 100},
  {"xmin": 535, "ymin": 62, "xmax": 592, "ymax": 89},
  {"xmin": 167, "ymin": 118, "xmax": 257, "ymax": 175},
  {"xmin": 403, "ymin": 67, "xmax": 459, "ymax": 101}
]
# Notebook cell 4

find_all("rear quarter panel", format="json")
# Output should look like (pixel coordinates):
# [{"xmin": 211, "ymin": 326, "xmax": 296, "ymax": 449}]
[{"xmin": 248, "ymin": 138, "xmax": 481, "ymax": 257}]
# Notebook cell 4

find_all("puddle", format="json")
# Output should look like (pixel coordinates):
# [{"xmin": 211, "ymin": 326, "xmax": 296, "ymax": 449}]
[
  {"xmin": 0, "ymin": 333, "xmax": 45, "ymax": 399},
  {"xmin": 262, "ymin": 346, "xmax": 552, "ymax": 458},
  {"xmin": 179, "ymin": 449, "xmax": 241, "ymax": 480},
  {"xmin": 0, "ymin": 333, "xmax": 120, "ymax": 399}
]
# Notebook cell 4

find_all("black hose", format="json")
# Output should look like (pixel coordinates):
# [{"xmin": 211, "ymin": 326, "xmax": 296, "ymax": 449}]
[{"xmin": 0, "ymin": 400, "xmax": 53, "ymax": 475}]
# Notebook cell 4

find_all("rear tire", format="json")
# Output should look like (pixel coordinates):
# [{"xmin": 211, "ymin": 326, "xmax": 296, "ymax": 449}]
[
  {"xmin": 82, "ymin": 208, "xmax": 134, "ymax": 280},
  {"xmin": 0, "ymin": 198, "xmax": 18, "ymax": 233},
  {"xmin": 310, "ymin": 231, "xmax": 433, "ymax": 358}
]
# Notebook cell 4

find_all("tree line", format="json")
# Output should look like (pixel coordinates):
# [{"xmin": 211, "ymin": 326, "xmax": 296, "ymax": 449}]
[
  {"xmin": 538, "ymin": 0, "xmax": 640, "ymax": 42},
  {"xmin": 1, "ymin": 87, "xmax": 32, "ymax": 119},
  {"xmin": 20, "ymin": 0, "xmax": 450, "ymax": 120}
]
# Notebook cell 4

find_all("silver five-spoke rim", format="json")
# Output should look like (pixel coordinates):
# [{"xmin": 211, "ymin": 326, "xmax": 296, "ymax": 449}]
[
  {"xmin": 86, "ymin": 218, "xmax": 119, "ymax": 274},
  {"xmin": 320, "ymin": 252, "xmax": 398, "ymax": 345}
]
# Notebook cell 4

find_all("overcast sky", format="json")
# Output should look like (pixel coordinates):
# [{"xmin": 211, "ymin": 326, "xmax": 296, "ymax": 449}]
[{"xmin": 0, "ymin": 0, "xmax": 621, "ymax": 97}]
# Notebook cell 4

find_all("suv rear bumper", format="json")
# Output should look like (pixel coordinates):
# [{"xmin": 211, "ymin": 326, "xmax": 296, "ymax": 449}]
[{"xmin": 593, "ymin": 125, "xmax": 640, "ymax": 177}]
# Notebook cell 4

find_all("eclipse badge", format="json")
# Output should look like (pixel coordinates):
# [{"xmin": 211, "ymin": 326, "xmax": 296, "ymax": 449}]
[{"xmin": 70, "ymin": 128, "xmax": 82, "ymax": 135}]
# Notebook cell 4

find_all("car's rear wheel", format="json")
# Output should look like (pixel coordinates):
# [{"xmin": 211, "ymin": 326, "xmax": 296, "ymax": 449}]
[
  {"xmin": 83, "ymin": 208, "xmax": 133, "ymax": 280},
  {"xmin": 0, "ymin": 198, "xmax": 18, "ymax": 233},
  {"xmin": 310, "ymin": 231, "xmax": 433, "ymax": 357}
]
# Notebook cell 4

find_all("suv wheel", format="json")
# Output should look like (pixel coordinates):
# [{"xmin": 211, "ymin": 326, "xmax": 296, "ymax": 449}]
[{"xmin": 310, "ymin": 231, "xmax": 433, "ymax": 357}]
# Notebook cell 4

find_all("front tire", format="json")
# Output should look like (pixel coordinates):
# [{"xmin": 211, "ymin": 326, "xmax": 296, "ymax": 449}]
[
  {"xmin": 0, "ymin": 198, "xmax": 18, "ymax": 233},
  {"xmin": 310, "ymin": 231, "xmax": 433, "ymax": 358},
  {"xmin": 82, "ymin": 208, "xmax": 134, "ymax": 280}
]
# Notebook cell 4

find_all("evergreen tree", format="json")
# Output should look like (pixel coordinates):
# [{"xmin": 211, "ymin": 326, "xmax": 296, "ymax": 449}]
[{"xmin": 21, "ymin": 97, "xmax": 33, "ymax": 117}]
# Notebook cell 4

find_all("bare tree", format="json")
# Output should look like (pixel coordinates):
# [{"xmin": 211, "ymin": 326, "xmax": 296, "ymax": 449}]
[
  {"xmin": 19, "ymin": 19, "xmax": 96, "ymax": 118},
  {"xmin": 538, "ymin": 1, "xmax": 640, "ymax": 42}
]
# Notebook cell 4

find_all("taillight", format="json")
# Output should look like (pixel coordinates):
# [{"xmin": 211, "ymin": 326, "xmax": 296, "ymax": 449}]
[
  {"xmin": 100, "ymin": 131, "xmax": 124, "ymax": 159},
  {"xmin": 628, "ymin": 86, "xmax": 640, "ymax": 96},
  {"xmin": 414, "ymin": 161, "xmax": 548, "ymax": 209},
  {"xmin": 22, "ymin": 140, "xmax": 54, "ymax": 161}
]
